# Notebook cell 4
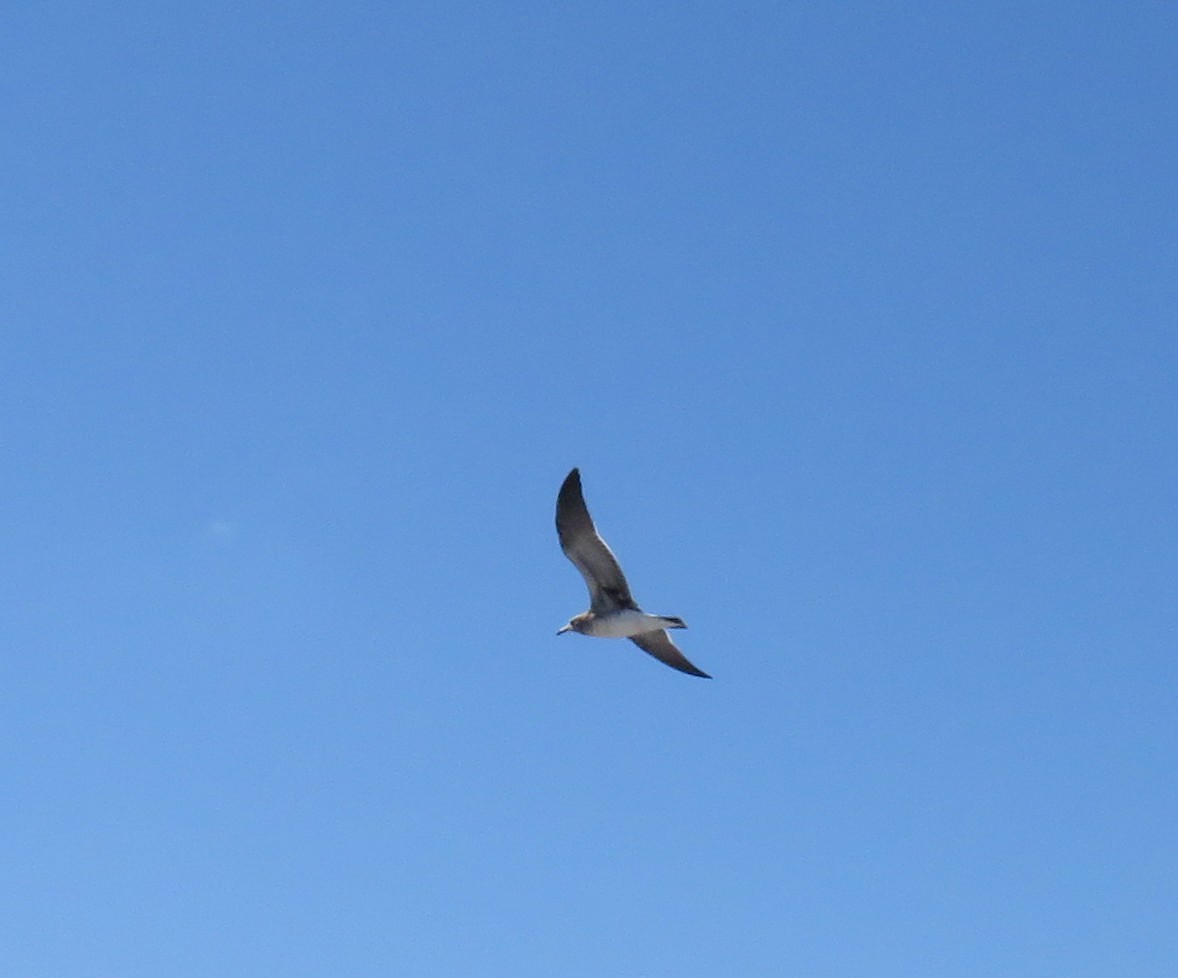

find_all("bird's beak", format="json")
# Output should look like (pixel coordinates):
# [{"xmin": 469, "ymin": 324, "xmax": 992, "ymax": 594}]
[{"xmin": 556, "ymin": 624, "xmax": 572, "ymax": 635}]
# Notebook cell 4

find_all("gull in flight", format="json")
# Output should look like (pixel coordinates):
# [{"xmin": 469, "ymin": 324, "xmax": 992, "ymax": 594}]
[{"xmin": 555, "ymin": 468, "xmax": 711, "ymax": 678}]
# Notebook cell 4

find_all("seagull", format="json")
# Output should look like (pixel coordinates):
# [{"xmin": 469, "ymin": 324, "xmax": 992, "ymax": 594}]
[{"xmin": 555, "ymin": 468, "xmax": 711, "ymax": 679}]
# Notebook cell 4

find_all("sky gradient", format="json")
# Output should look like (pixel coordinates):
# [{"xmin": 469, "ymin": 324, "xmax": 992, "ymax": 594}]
[{"xmin": 3, "ymin": 2, "xmax": 1176, "ymax": 975}]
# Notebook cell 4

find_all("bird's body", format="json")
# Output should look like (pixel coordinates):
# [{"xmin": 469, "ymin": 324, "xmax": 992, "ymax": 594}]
[
  {"xmin": 559, "ymin": 608, "xmax": 685, "ymax": 639},
  {"xmin": 555, "ymin": 468, "xmax": 710, "ymax": 679}
]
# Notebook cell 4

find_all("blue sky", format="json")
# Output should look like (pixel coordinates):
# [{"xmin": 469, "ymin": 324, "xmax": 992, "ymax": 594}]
[{"xmin": 3, "ymin": 2, "xmax": 1176, "ymax": 974}]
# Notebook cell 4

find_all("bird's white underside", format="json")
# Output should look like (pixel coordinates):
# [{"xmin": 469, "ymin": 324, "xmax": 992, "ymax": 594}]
[{"xmin": 584, "ymin": 609, "xmax": 676, "ymax": 638}]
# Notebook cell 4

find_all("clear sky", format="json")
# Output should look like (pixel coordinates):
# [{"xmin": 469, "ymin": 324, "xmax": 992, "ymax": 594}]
[{"xmin": 3, "ymin": 2, "xmax": 1175, "ymax": 975}]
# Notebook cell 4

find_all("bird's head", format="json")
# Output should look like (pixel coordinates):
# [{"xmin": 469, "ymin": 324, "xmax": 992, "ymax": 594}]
[{"xmin": 556, "ymin": 613, "xmax": 592, "ymax": 636}]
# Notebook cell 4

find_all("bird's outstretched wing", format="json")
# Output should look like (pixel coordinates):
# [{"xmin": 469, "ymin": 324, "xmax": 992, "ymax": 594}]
[
  {"xmin": 629, "ymin": 630, "xmax": 712, "ymax": 679},
  {"xmin": 555, "ymin": 468, "xmax": 636, "ymax": 614}
]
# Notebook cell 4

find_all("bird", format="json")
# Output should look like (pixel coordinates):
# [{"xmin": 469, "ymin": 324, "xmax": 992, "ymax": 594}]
[{"xmin": 555, "ymin": 467, "xmax": 711, "ymax": 678}]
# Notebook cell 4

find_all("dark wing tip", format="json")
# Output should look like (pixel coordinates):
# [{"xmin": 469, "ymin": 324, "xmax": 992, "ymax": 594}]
[
  {"xmin": 556, "ymin": 468, "xmax": 588, "ymax": 531},
  {"xmin": 629, "ymin": 632, "xmax": 712, "ymax": 679}
]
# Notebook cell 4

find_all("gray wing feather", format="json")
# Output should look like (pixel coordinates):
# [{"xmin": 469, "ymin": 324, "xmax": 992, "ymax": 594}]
[
  {"xmin": 556, "ymin": 468, "xmax": 636, "ymax": 614},
  {"xmin": 629, "ymin": 631, "xmax": 712, "ymax": 679}
]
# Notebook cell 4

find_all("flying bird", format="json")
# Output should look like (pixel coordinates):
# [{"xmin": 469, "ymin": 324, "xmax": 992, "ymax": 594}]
[{"xmin": 555, "ymin": 468, "xmax": 711, "ymax": 679}]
